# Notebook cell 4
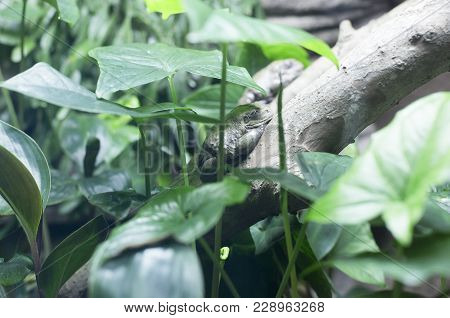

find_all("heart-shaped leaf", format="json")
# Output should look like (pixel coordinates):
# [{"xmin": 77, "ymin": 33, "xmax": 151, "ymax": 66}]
[
  {"xmin": 87, "ymin": 190, "xmax": 146, "ymax": 220},
  {"xmin": 0, "ymin": 120, "xmax": 51, "ymax": 248},
  {"xmin": 39, "ymin": 216, "xmax": 109, "ymax": 298},
  {"xmin": 94, "ymin": 177, "xmax": 249, "ymax": 263},
  {"xmin": 89, "ymin": 43, "xmax": 264, "ymax": 98},
  {"xmin": 89, "ymin": 242, "xmax": 204, "ymax": 297},
  {"xmin": 0, "ymin": 63, "xmax": 220, "ymax": 123},
  {"xmin": 0, "ymin": 255, "xmax": 33, "ymax": 286},
  {"xmin": 184, "ymin": 0, "xmax": 338, "ymax": 67},
  {"xmin": 308, "ymin": 92, "xmax": 450, "ymax": 245}
]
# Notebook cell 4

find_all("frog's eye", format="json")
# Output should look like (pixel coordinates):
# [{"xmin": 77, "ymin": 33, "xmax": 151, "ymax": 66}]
[{"xmin": 243, "ymin": 109, "xmax": 258, "ymax": 123}]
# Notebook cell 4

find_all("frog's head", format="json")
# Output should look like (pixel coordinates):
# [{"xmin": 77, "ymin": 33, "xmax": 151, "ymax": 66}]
[{"xmin": 198, "ymin": 105, "xmax": 273, "ymax": 179}]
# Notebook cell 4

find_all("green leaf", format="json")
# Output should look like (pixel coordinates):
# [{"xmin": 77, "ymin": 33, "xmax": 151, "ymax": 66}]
[
  {"xmin": 306, "ymin": 223, "xmax": 342, "ymax": 260},
  {"xmin": 333, "ymin": 261, "xmax": 385, "ymax": 286},
  {"xmin": 87, "ymin": 190, "xmax": 146, "ymax": 220},
  {"xmin": 333, "ymin": 234, "xmax": 450, "ymax": 286},
  {"xmin": 94, "ymin": 177, "xmax": 249, "ymax": 262},
  {"xmin": 234, "ymin": 167, "xmax": 320, "ymax": 201},
  {"xmin": 47, "ymin": 170, "xmax": 80, "ymax": 205},
  {"xmin": 44, "ymin": 0, "xmax": 80, "ymax": 25},
  {"xmin": 297, "ymin": 152, "xmax": 353, "ymax": 195},
  {"xmin": 261, "ymin": 43, "xmax": 310, "ymax": 66},
  {"xmin": 58, "ymin": 113, "xmax": 139, "ymax": 172},
  {"xmin": 250, "ymin": 215, "xmax": 292, "ymax": 255},
  {"xmin": 0, "ymin": 63, "xmax": 220, "ymax": 123},
  {"xmin": 89, "ymin": 43, "xmax": 264, "ymax": 98},
  {"xmin": 327, "ymin": 223, "xmax": 383, "ymax": 286},
  {"xmin": 0, "ymin": 120, "xmax": 51, "ymax": 246},
  {"xmin": 184, "ymin": 0, "xmax": 338, "ymax": 67},
  {"xmin": 79, "ymin": 170, "xmax": 131, "ymax": 198},
  {"xmin": 90, "ymin": 243, "xmax": 204, "ymax": 297},
  {"xmin": 308, "ymin": 92, "xmax": 450, "ymax": 245},
  {"xmin": 0, "ymin": 255, "xmax": 33, "ymax": 286},
  {"xmin": 145, "ymin": 0, "xmax": 184, "ymax": 20},
  {"xmin": 39, "ymin": 216, "xmax": 109, "ymax": 297},
  {"xmin": 418, "ymin": 200, "xmax": 450, "ymax": 234}
]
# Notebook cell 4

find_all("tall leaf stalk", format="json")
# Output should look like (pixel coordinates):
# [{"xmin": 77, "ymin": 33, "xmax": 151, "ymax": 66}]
[
  {"xmin": 168, "ymin": 76, "xmax": 189, "ymax": 187},
  {"xmin": 138, "ymin": 124, "xmax": 152, "ymax": 198},
  {"xmin": 277, "ymin": 81, "xmax": 299, "ymax": 297},
  {"xmin": 0, "ymin": 67, "xmax": 20, "ymax": 128},
  {"xmin": 211, "ymin": 43, "xmax": 228, "ymax": 298}
]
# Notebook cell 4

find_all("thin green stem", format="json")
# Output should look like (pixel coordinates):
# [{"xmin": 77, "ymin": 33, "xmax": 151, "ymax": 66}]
[
  {"xmin": 20, "ymin": 0, "xmax": 27, "ymax": 72},
  {"xmin": 0, "ymin": 67, "xmax": 20, "ymax": 128},
  {"xmin": 277, "ymin": 81, "xmax": 299, "ymax": 297},
  {"xmin": 199, "ymin": 238, "xmax": 240, "ymax": 298},
  {"xmin": 139, "ymin": 124, "xmax": 152, "ymax": 198},
  {"xmin": 168, "ymin": 76, "xmax": 189, "ymax": 187},
  {"xmin": 211, "ymin": 43, "xmax": 228, "ymax": 298},
  {"xmin": 276, "ymin": 223, "xmax": 307, "ymax": 298}
]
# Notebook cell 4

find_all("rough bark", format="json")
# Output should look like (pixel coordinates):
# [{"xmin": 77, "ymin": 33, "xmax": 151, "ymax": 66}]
[{"xmin": 221, "ymin": 0, "xmax": 450, "ymax": 241}]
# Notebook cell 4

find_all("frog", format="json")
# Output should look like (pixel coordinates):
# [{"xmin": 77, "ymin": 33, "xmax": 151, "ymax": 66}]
[{"xmin": 198, "ymin": 59, "xmax": 303, "ymax": 178}]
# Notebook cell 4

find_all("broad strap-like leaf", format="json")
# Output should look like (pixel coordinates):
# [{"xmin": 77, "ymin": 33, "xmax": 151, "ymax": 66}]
[
  {"xmin": 184, "ymin": 0, "xmax": 338, "ymax": 67},
  {"xmin": 0, "ymin": 120, "xmax": 51, "ymax": 245},
  {"xmin": 89, "ymin": 43, "xmax": 265, "ymax": 98},
  {"xmin": 90, "ymin": 243, "xmax": 204, "ymax": 297},
  {"xmin": 0, "ymin": 63, "xmax": 220, "ymax": 123},
  {"xmin": 39, "ymin": 216, "xmax": 109, "ymax": 298},
  {"xmin": 308, "ymin": 92, "xmax": 450, "ymax": 245},
  {"xmin": 94, "ymin": 177, "xmax": 249, "ymax": 263}
]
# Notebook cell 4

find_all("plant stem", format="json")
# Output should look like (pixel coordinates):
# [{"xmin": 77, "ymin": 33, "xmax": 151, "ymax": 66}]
[
  {"xmin": 211, "ymin": 43, "xmax": 228, "ymax": 298},
  {"xmin": 20, "ymin": 0, "xmax": 27, "ymax": 72},
  {"xmin": 277, "ymin": 80, "xmax": 299, "ymax": 297},
  {"xmin": 199, "ymin": 238, "xmax": 240, "ymax": 298},
  {"xmin": 0, "ymin": 67, "xmax": 20, "ymax": 128},
  {"xmin": 276, "ymin": 223, "xmax": 307, "ymax": 298},
  {"xmin": 168, "ymin": 76, "xmax": 189, "ymax": 187},
  {"xmin": 138, "ymin": 124, "xmax": 152, "ymax": 198}
]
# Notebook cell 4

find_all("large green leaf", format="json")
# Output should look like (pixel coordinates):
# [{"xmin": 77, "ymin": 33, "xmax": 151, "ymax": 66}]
[
  {"xmin": 0, "ymin": 120, "xmax": 51, "ymax": 246},
  {"xmin": 94, "ymin": 177, "xmax": 249, "ymax": 262},
  {"xmin": 308, "ymin": 92, "xmax": 450, "ymax": 245},
  {"xmin": 44, "ymin": 0, "xmax": 79, "ymax": 25},
  {"xmin": 418, "ymin": 200, "xmax": 450, "ymax": 234},
  {"xmin": 250, "ymin": 215, "xmax": 293, "ymax": 255},
  {"xmin": 47, "ymin": 170, "xmax": 80, "ymax": 206},
  {"xmin": 89, "ymin": 43, "xmax": 264, "ymax": 98},
  {"xmin": 90, "ymin": 243, "xmax": 204, "ymax": 297},
  {"xmin": 184, "ymin": 0, "xmax": 338, "ymax": 67},
  {"xmin": 333, "ymin": 234, "xmax": 450, "ymax": 286},
  {"xmin": 39, "ymin": 216, "xmax": 109, "ymax": 298},
  {"xmin": 145, "ymin": 0, "xmax": 184, "ymax": 20},
  {"xmin": 0, "ymin": 63, "xmax": 220, "ymax": 123},
  {"xmin": 0, "ymin": 255, "xmax": 33, "ymax": 286}
]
